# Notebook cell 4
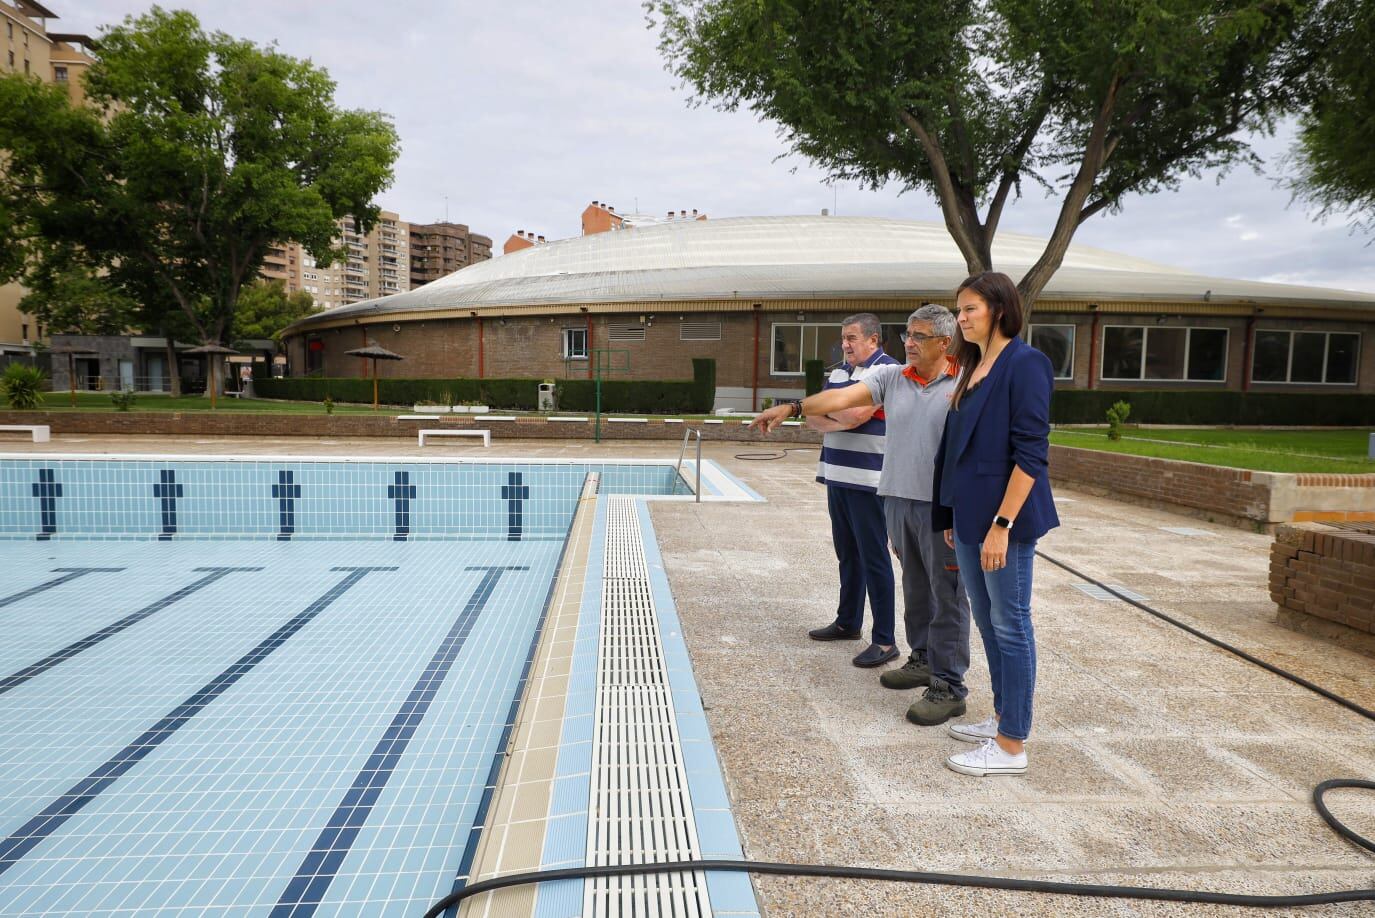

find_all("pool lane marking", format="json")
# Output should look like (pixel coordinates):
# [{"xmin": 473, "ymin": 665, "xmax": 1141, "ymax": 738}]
[
  {"xmin": 153, "ymin": 470, "xmax": 183, "ymax": 541},
  {"xmin": 0, "ymin": 569, "xmax": 125, "ymax": 611},
  {"xmin": 0, "ymin": 565, "xmax": 396, "ymax": 878},
  {"xmin": 502, "ymin": 471, "xmax": 529, "ymax": 541},
  {"xmin": 0, "ymin": 567, "xmax": 263, "ymax": 696},
  {"xmin": 270, "ymin": 564, "xmax": 528, "ymax": 917},
  {"xmin": 274, "ymin": 471, "xmax": 301, "ymax": 541},
  {"xmin": 31, "ymin": 469, "xmax": 61, "ymax": 540},
  {"xmin": 389, "ymin": 471, "xmax": 416, "ymax": 541}
]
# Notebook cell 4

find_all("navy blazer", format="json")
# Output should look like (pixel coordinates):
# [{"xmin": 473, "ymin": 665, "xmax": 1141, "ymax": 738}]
[{"xmin": 931, "ymin": 336, "xmax": 1059, "ymax": 544}]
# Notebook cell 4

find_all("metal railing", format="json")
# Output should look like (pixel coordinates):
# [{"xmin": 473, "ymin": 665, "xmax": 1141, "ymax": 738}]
[{"xmin": 676, "ymin": 427, "xmax": 702, "ymax": 503}]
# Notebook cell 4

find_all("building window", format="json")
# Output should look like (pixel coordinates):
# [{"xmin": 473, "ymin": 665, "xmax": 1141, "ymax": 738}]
[
  {"xmin": 1030, "ymin": 324, "xmax": 1075, "ymax": 380},
  {"xmin": 1252, "ymin": 330, "xmax": 1359, "ymax": 385},
  {"xmin": 53, "ymin": 65, "xmax": 67, "ymax": 82},
  {"xmin": 680, "ymin": 320, "xmax": 722, "ymax": 341},
  {"xmin": 1101, "ymin": 325, "xmax": 1228, "ymax": 381},
  {"xmin": 771, "ymin": 322, "xmax": 844, "ymax": 375},
  {"xmin": 21, "ymin": 323, "xmax": 28, "ymax": 341},
  {"xmin": 563, "ymin": 327, "xmax": 588, "ymax": 359}
]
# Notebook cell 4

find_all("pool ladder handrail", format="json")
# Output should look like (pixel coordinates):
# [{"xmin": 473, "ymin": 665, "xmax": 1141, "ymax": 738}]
[{"xmin": 676, "ymin": 427, "xmax": 702, "ymax": 503}]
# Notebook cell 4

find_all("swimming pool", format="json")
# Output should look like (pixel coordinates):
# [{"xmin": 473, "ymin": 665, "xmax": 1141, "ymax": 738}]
[{"xmin": 0, "ymin": 456, "xmax": 759, "ymax": 917}]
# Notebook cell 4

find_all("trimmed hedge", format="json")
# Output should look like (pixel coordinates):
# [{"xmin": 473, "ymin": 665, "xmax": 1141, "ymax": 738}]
[
  {"xmin": 1050, "ymin": 389, "xmax": 1375, "ymax": 426},
  {"xmin": 255, "ymin": 359, "xmax": 718, "ymax": 413},
  {"xmin": 804, "ymin": 359, "xmax": 825, "ymax": 396}
]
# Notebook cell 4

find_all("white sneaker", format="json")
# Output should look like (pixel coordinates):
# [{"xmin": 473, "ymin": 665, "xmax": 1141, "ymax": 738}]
[
  {"xmin": 947, "ymin": 715, "xmax": 998, "ymax": 744},
  {"xmin": 945, "ymin": 737, "xmax": 1027, "ymax": 777}
]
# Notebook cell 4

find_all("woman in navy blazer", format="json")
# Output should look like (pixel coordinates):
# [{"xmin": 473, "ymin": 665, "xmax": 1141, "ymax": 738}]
[{"xmin": 931, "ymin": 272, "xmax": 1058, "ymax": 778}]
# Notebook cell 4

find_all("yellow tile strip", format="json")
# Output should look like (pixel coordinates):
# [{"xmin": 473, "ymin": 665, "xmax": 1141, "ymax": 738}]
[{"xmin": 459, "ymin": 476, "xmax": 600, "ymax": 918}]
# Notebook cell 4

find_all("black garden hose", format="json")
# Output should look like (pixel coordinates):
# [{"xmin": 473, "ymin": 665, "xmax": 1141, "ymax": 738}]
[{"xmin": 426, "ymin": 534, "xmax": 1375, "ymax": 916}]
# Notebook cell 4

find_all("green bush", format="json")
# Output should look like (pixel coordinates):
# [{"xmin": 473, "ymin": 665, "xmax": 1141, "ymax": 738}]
[
  {"xmin": 804, "ymin": 359, "xmax": 825, "ymax": 396},
  {"xmin": 691, "ymin": 358, "xmax": 716, "ymax": 412},
  {"xmin": 1105, "ymin": 400, "xmax": 1131, "ymax": 440},
  {"xmin": 1050, "ymin": 390, "xmax": 1375, "ymax": 426},
  {"xmin": 110, "ymin": 389, "xmax": 137, "ymax": 411},
  {"xmin": 0, "ymin": 363, "xmax": 47, "ymax": 409}
]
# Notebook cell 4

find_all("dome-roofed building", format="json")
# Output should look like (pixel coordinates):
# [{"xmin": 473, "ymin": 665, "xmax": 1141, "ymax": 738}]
[{"xmin": 282, "ymin": 215, "xmax": 1375, "ymax": 410}]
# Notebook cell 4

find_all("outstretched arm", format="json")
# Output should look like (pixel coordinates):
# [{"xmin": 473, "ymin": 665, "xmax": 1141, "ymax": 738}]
[{"xmin": 748, "ymin": 384, "xmax": 875, "ymax": 434}]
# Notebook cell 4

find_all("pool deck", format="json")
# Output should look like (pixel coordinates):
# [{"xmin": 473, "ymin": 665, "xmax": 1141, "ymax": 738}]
[{"xmin": 3, "ymin": 434, "xmax": 1373, "ymax": 916}]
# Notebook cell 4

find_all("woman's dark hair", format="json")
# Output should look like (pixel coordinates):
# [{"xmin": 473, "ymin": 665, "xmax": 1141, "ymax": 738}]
[{"xmin": 950, "ymin": 272, "xmax": 1024, "ymax": 407}]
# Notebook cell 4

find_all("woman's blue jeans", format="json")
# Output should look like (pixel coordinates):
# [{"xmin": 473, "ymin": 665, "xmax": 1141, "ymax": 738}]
[{"xmin": 953, "ymin": 537, "xmax": 1038, "ymax": 741}]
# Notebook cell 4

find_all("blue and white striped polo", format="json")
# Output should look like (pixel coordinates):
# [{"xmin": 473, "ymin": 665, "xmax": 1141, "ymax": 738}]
[{"xmin": 815, "ymin": 348, "xmax": 900, "ymax": 492}]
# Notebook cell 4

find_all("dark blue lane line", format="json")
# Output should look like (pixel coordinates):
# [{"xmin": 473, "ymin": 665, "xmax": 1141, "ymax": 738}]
[
  {"xmin": 0, "ymin": 566, "xmax": 396, "ymax": 878},
  {"xmin": 0, "ymin": 567, "xmax": 263, "ymax": 697},
  {"xmin": 31, "ymin": 468, "xmax": 62, "ymax": 541},
  {"xmin": 270, "ymin": 564, "xmax": 528, "ymax": 918},
  {"xmin": 502, "ymin": 471, "xmax": 529, "ymax": 542},
  {"xmin": 153, "ymin": 470, "xmax": 183, "ymax": 541},
  {"xmin": 274, "ymin": 471, "xmax": 301, "ymax": 541},
  {"xmin": 447, "ymin": 489, "xmax": 585, "ymax": 910},
  {"xmin": 389, "ymin": 471, "xmax": 416, "ymax": 542},
  {"xmin": 0, "ymin": 568, "xmax": 125, "ymax": 611}
]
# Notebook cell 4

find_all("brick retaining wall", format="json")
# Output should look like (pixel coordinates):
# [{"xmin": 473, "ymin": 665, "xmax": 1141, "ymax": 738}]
[{"xmin": 1270, "ymin": 525, "xmax": 1375, "ymax": 653}]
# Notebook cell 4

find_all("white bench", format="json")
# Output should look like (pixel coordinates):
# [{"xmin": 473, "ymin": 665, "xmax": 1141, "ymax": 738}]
[
  {"xmin": 0, "ymin": 424, "xmax": 50, "ymax": 443},
  {"xmin": 397, "ymin": 414, "xmax": 442, "ymax": 420},
  {"xmin": 418, "ymin": 429, "xmax": 490, "ymax": 447}
]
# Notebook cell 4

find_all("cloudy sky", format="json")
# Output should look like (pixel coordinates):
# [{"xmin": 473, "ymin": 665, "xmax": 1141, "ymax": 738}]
[{"xmin": 55, "ymin": 0, "xmax": 1374, "ymax": 294}]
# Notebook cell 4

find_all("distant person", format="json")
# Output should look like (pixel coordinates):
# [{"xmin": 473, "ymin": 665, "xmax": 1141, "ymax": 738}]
[
  {"xmin": 752, "ymin": 305, "xmax": 973, "ymax": 727},
  {"xmin": 783, "ymin": 314, "xmax": 902, "ymax": 667},
  {"xmin": 239, "ymin": 364, "xmax": 254, "ymax": 398},
  {"xmin": 934, "ymin": 272, "xmax": 1059, "ymax": 778}
]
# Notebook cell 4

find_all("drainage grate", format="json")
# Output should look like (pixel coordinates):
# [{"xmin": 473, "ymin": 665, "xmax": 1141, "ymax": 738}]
[
  {"xmin": 584, "ymin": 497, "xmax": 711, "ymax": 917},
  {"xmin": 1071, "ymin": 582, "xmax": 1149, "ymax": 603}
]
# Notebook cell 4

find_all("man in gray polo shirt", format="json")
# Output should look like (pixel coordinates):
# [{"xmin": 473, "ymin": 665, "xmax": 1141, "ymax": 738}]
[{"xmin": 860, "ymin": 304, "xmax": 972, "ymax": 726}]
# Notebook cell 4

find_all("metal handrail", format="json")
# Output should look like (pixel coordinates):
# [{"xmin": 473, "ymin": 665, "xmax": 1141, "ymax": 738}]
[{"xmin": 676, "ymin": 427, "xmax": 703, "ymax": 503}]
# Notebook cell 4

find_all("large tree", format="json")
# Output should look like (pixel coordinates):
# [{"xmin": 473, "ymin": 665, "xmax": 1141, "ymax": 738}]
[
  {"xmin": 648, "ymin": 0, "xmax": 1320, "ymax": 316},
  {"xmin": 1291, "ymin": 0, "xmax": 1374, "ymax": 226},
  {"xmin": 0, "ymin": 7, "xmax": 399, "ymax": 347},
  {"xmin": 232, "ymin": 279, "xmax": 316, "ymax": 344}
]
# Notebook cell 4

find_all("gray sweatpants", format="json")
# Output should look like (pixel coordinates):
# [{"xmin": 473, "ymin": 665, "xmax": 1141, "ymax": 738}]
[{"xmin": 883, "ymin": 496, "xmax": 972, "ymax": 698}]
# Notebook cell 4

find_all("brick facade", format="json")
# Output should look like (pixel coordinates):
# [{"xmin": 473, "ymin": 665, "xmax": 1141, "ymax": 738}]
[{"xmin": 1270, "ymin": 524, "xmax": 1375, "ymax": 639}]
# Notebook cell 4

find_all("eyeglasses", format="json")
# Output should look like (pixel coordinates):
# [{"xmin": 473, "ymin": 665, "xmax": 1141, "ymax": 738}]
[{"xmin": 900, "ymin": 331, "xmax": 948, "ymax": 343}]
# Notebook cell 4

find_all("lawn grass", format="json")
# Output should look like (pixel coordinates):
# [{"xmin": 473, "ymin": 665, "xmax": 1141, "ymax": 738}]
[
  {"xmin": 22, "ymin": 392, "xmax": 381, "ymax": 414},
  {"xmin": 1052, "ymin": 427, "xmax": 1375, "ymax": 474}
]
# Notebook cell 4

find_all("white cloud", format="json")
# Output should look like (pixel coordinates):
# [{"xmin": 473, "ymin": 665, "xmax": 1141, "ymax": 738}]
[{"xmin": 52, "ymin": 1, "xmax": 1375, "ymax": 294}]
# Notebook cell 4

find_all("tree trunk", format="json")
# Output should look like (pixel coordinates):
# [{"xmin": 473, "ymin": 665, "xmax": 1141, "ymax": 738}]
[{"xmin": 163, "ymin": 331, "xmax": 181, "ymax": 397}]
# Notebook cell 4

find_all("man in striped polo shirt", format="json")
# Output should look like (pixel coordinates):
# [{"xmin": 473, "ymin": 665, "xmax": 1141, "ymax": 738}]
[{"xmin": 805, "ymin": 313, "xmax": 902, "ymax": 667}]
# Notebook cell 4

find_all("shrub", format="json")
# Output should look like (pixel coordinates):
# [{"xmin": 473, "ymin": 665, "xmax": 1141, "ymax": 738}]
[
  {"xmin": 1105, "ymin": 400, "xmax": 1131, "ymax": 440},
  {"xmin": 322, "ymin": 395, "xmax": 335, "ymax": 415},
  {"xmin": 110, "ymin": 389, "xmax": 137, "ymax": 411},
  {"xmin": 0, "ymin": 363, "xmax": 46, "ymax": 409},
  {"xmin": 804, "ymin": 359, "xmax": 825, "ymax": 396},
  {"xmin": 690, "ymin": 358, "xmax": 716, "ymax": 412},
  {"xmin": 1050, "ymin": 389, "xmax": 1375, "ymax": 426}
]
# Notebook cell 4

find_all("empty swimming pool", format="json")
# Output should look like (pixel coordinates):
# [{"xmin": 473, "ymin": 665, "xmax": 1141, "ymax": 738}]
[{"xmin": 0, "ymin": 455, "xmax": 755, "ymax": 916}]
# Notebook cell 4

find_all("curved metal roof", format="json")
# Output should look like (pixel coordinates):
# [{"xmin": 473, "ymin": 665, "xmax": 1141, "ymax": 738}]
[{"xmin": 288, "ymin": 215, "xmax": 1375, "ymax": 330}]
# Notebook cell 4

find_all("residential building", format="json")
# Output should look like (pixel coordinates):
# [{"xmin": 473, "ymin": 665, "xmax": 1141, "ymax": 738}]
[
  {"xmin": 0, "ymin": 0, "xmax": 98, "ymax": 356},
  {"xmin": 409, "ymin": 222, "xmax": 491, "ymax": 288}
]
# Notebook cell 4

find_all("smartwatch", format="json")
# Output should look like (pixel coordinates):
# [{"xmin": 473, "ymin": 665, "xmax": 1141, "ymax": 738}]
[{"xmin": 993, "ymin": 515, "xmax": 1014, "ymax": 530}]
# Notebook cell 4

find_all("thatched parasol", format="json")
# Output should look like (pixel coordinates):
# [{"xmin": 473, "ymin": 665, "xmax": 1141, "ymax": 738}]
[
  {"xmin": 184, "ymin": 343, "xmax": 239, "ymax": 410},
  {"xmin": 343, "ymin": 340, "xmax": 404, "ymax": 410},
  {"xmin": 47, "ymin": 344, "xmax": 98, "ymax": 407}
]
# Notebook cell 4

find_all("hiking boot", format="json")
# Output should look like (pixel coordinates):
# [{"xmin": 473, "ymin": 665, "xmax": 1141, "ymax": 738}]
[
  {"xmin": 905, "ymin": 683, "xmax": 967, "ymax": 726},
  {"xmin": 879, "ymin": 653, "xmax": 931, "ymax": 690},
  {"xmin": 946, "ymin": 737, "xmax": 1027, "ymax": 777}
]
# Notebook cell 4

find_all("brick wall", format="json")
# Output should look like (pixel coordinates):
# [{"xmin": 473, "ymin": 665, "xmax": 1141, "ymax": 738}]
[
  {"xmin": 1047, "ymin": 444, "xmax": 1272, "ymax": 522},
  {"xmin": 1270, "ymin": 524, "xmax": 1375, "ymax": 636}
]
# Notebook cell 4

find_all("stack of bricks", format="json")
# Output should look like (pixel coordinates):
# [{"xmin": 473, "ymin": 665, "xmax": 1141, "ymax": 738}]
[{"xmin": 1270, "ymin": 523, "xmax": 1375, "ymax": 642}]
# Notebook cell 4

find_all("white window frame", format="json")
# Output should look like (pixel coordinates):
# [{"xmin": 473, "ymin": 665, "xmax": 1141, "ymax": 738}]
[
  {"xmin": 1100, "ymin": 324, "xmax": 1230, "ymax": 382},
  {"xmin": 1251, "ymin": 329, "xmax": 1361, "ymax": 386},
  {"xmin": 562, "ymin": 326, "xmax": 589, "ymax": 360},
  {"xmin": 1029, "ymin": 324, "xmax": 1076, "ymax": 380},
  {"xmin": 769, "ymin": 321, "xmax": 845, "ymax": 376}
]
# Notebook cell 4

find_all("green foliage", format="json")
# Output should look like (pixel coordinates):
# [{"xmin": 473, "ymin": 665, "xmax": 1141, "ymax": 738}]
[
  {"xmin": 1105, "ymin": 400, "xmax": 1132, "ymax": 440},
  {"xmin": 0, "ymin": 363, "xmax": 47, "ymax": 409},
  {"xmin": 0, "ymin": 8, "xmax": 399, "ymax": 347},
  {"xmin": 232, "ymin": 280, "xmax": 316, "ymax": 344},
  {"xmin": 1051, "ymin": 390, "xmax": 1374, "ymax": 426},
  {"xmin": 690, "ymin": 358, "xmax": 716, "ymax": 412},
  {"xmin": 18, "ymin": 257, "xmax": 138, "ymax": 335},
  {"xmin": 1292, "ymin": 1, "xmax": 1375, "ymax": 225},
  {"xmin": 647, "ymin": 0, "xmax": 1318, "ymax": 312},
  {"xmin": 322, "ymin": 395, "xmax": 335, "ymax": 415},
  {"xmin": 109, "ymin": 389, "xmax": 137, "ymax": 411},
  {"xmin": 804, "ymin": 359, "xmax": 825, "ymax": 396}
]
